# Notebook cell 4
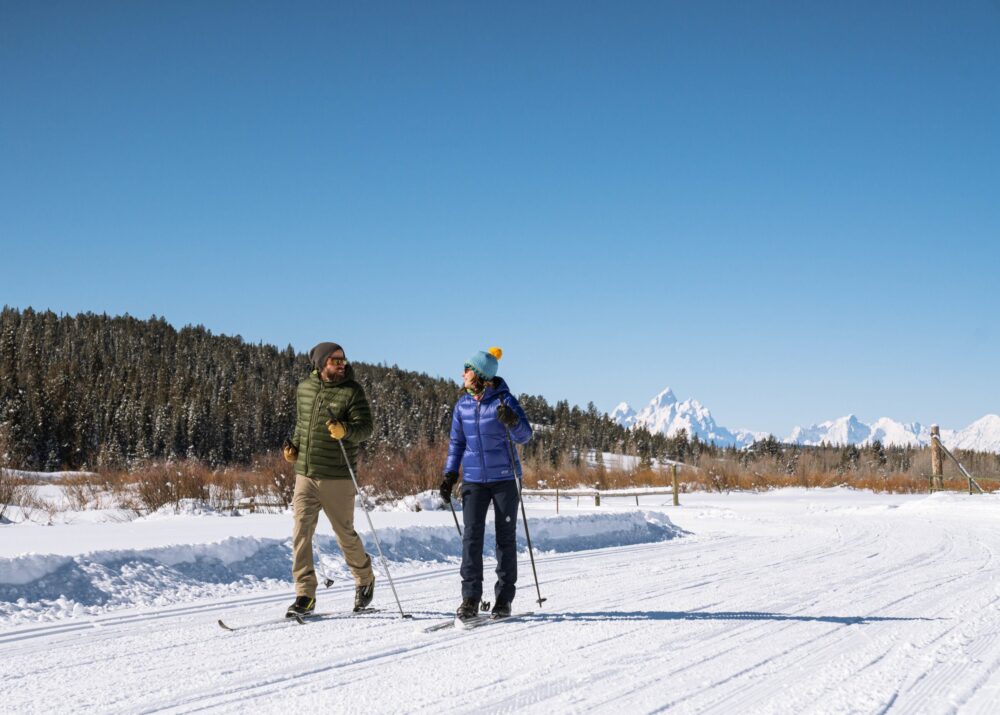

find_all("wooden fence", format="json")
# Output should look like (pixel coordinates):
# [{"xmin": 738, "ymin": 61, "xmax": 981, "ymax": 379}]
[
  {"xmin": 521, "ymin": 465, "xmax": 682, "ymax": 511},
  {"xmin": 930, "ymin": 425, "xmax": 989, "ymax": 494}
]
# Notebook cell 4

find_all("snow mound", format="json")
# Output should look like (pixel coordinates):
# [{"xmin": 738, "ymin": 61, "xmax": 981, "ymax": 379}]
[
  {"xmin": 381, "ymin": 490, "xmax": 453, "ymax": 512},
  {"xmin": 371, "ymin": 510, "xmax": 685, "ymax": 561},
  {"xmin": 0, "ymin": 511, "xmax": 684, "ymax": 624}
]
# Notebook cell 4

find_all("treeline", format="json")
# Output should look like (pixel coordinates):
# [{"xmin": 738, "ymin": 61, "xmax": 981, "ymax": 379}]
[
  {"xmin": 0, "ymin": 307, "xmax": 670, "ymax": 471},
  {"xmin": 731, "ymin": 434, "xmax": 1000, "ymax": 484},
  {"xmin": 3, "ymin": 307, "xmax": 997, "ymax": 487}
]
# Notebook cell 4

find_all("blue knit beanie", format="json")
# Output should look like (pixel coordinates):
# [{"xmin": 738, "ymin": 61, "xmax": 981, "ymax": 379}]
[{"xmin": 465, "ymin": 347, "xmax": 503, "ymax": 380}]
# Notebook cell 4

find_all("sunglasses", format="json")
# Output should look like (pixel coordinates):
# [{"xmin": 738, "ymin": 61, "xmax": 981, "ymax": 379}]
[{"xmin": 327, "ymin": 358, "xmax": 348, "ymax": 366}]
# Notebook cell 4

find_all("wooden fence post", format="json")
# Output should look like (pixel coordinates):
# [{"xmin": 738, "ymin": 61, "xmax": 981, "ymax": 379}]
[
  {"xmin": 930, "ymin": 424, "xmax": 944, "ymax": 492},
  {"xmin": 672, "ymin": 465, "xmax": 680, "ymax": 506}
]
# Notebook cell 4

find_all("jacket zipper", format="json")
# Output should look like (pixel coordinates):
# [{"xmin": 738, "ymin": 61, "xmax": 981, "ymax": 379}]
[
  {"xmin": 475, "ymin": 400, "xmax": 487, "ymax": 477},
  {"xmin": 304, "ymin": 380, "xmax": 325, "ymax": 476}
]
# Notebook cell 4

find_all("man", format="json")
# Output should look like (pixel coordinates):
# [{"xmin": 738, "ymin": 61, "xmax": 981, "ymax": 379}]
[{"xmin": 282, "ymin": 342, "xmax": 375, "ymax": 617}]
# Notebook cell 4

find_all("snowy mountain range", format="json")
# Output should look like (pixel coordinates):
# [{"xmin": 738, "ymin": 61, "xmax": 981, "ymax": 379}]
[
  {"xmin": 611, "ymin": 387, "xmax": 1000, "ymax": 453},
  {"xmin": 784, "ymin": 414, "xmax": 1000, "ymax": 452},
  {"xmin": 787, "ymin": 415, "xmax": 934, "ymax": 448},
  {"xmin": 610, "ymin": 388, "xmax": 766, "ymax": 449}
]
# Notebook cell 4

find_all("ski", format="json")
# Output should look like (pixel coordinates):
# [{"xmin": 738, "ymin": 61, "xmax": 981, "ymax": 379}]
[
  {"xmin": 459, "ymin": 611, "xmax": 533, "ymax": 630},
  {"xmin": 423, "ymin": 615, "xmax": 489, "ymax": 632},
  {"xmin": 217, "ymin": 616, "xmax": 295, "ymax": 632},
  {"xmin": 421, "ymin": 612, "xmax": 534, "ymax": 633},
  {"xmin": 297, "ymin": 608, "xmax": 381, "ymax": 623},
  {"xmin": 218, "ymin": 608, "xmax": 381, "ymax": 632}
]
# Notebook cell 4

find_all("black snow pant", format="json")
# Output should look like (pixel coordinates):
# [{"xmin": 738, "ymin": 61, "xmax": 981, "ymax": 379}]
[{"xmin": 460, "ymin": 479, "xmax": 519, "ymax": 604}]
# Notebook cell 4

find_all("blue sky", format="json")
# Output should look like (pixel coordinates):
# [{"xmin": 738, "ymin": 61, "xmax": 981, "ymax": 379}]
[{"xmin": 2, "ymin": 1, "xmax": 998, "ymax": 436}]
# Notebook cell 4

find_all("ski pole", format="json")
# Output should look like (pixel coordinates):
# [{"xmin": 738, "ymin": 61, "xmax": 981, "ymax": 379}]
[
  {"xmin": 337, "ymin": 439, "xmax": 412, "ymax": 619},
  {"xmin": 503, "ymin": 422, "xmax": 547, "ymax": 608},
  {"xmin": 448, "ymin": 497, "xmax": 463, "ymax": 537}
]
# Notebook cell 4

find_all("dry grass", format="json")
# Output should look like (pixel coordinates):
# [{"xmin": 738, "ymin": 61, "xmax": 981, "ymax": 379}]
[
  {"xmin": 254, "ymin": 452, "xmax": 297, "ymax": 509},
  {"xmin": 210, "ymin": 453, "xmax": 297, "ymax": 512},
  {"xmin": 6, "ymin": 441, "xmax": 996, "ymax": 522},
  {"xmin": 128, "ymin": 462, "xmax": 211, "ymax": 513},
  {"xmin": 520, "ymin": 451, "xmax": 999, "ymax": 495},
  {"xmin": 358, "ymin": 442, "xmax": 449, "ymax": 501},
  {"xmin": 666, "ymin": 455, "xmax": 998, "ymax": 495},
  {"xmin": 0, "ymin": 472, "xmax": 64, "ymax": 524},
  {"xmin": 97, "ymin": 459, "xmax": 290, "ymax": 515},
  {"xmin": 61, "ymin": 474, "xmax": 107, "ymax": 510},
  {"xmin": 0, "ymin": 469, "xmax": 32, "ymax": 522}
]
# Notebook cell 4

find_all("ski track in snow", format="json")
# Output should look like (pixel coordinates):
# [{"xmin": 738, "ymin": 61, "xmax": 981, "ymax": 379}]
[{"xmin": 3, "ymin": 492, "xmax": 1000, "ymax": 714}]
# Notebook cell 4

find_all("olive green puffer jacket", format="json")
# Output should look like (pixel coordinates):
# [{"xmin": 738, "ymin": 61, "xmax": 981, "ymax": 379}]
[{"xmin": 291, "ymin": 366, "xmax": 373, "ymax": 479}]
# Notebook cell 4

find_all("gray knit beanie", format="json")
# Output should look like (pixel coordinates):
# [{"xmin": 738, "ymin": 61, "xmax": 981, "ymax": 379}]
[{"xmin": 310, "ymin": 342, "xmax": 344, "ymax": 370}]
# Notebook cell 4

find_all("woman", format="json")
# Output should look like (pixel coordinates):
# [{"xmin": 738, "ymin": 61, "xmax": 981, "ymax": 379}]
[{"xmin": 439, "ymin": 346, "xmax": 533, "ymax": 620}]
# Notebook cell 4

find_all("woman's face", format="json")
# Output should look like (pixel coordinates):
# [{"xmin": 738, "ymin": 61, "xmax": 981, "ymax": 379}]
[{"xmin": 463, "ymin": 366, "xmax": 477, "ymax": 389}]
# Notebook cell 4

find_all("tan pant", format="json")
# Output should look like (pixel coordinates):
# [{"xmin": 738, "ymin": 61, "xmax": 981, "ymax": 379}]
[{"xmin": 292, "ymin": 475, "xmax": 373, "ymax": 597}]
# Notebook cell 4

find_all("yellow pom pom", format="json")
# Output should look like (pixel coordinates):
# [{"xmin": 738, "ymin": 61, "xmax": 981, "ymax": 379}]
[{"xmin": 487, "ymin": 346, "xmax": 503, "ymax": 360}]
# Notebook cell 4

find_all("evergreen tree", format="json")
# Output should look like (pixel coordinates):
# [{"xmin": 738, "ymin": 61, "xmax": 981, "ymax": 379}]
[{"xmin": 0, "ymin": 307, "xmax": 701, "ymax": 472}]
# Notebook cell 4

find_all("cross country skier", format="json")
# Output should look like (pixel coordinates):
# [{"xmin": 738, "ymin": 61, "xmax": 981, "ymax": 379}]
[
  {"xmin": 439, "ymin": 347, "xmax": 533, "ymax": 621},
  {"xmin": 282, "ymin": 342, "xmax": 375, "ymax": 617}
]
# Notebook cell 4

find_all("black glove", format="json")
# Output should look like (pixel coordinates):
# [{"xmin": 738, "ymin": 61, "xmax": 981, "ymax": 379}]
[
  {"xmin": 496, "ymin": 403, "xmax": 520, "ymax": 428},
  {"xmin": 439, "ymin": 472, "xmax": 459, "ymax": 504},
  {"xmin": 281, "ymin": 438, "xmax": 298, "ymax": 464}
]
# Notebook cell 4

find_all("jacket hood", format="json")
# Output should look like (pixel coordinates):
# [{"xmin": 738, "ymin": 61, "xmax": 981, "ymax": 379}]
[{"xmin": 482, "ymin": 376, "xmax": 511, "ymax": 400}]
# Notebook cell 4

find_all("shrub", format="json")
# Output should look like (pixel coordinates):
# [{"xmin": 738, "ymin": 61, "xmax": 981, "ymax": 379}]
[
  {"xmin": 61, "ymin": 474, "xmax": 104, "ymax": 511},
  {"xmin": 358, "ymin": 441, "xmax": 448, "ymax": 502},
  {"xmin": 0, "ymin": 469, "xmax": 29, "ymax": 522}
]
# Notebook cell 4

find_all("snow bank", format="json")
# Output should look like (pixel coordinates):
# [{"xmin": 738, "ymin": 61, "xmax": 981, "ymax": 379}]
[
  {"xmin": 0, "ymin": 510, "xmax": 684, "ymax": 623},
  {"xmin": 371, "ymin": 510, "xmax": 685, "ymax": 561},
  {"xmin": 382, "ymin": 490, "xmax": 452, "ymax": 512},
  {"xmin": 0, "ymin": 554, "xmax": 75, "ymax": 585}
]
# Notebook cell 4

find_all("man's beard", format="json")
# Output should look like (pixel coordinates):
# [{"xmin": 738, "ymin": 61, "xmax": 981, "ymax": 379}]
[{"xmin": 322, "ymin": 368, "xmax": 347, "ymax": 383}]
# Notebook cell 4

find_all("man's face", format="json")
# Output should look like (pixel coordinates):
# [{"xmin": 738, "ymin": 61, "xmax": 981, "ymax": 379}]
[{"xmin": 321, "ymin": 350, "xmax": 348, "ymax": 381}]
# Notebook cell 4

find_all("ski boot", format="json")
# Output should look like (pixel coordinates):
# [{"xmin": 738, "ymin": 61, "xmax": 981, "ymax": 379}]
[
  {"xmin": 286, "ymin": 595, "xmax": 315, "ymax": 618},
  {"xmin": 491, "ymin": 600, "xmax": 511, "ymax": 619},
  {"xmin": 456, "ymin": 597, "xmax": 480, "ymax": 622},
  {"xmin": 354, "ymin": 581, "xmax": 375, "ymax": 612}
]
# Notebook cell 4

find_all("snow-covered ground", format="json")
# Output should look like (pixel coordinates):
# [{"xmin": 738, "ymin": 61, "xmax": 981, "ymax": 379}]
[{"xmin": 3, "ymin": 488, "xmax": 1000, "ymax": 713}]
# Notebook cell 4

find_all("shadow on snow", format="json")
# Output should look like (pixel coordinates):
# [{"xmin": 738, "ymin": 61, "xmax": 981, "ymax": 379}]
[{"xmin": 527, "ymin": 610, "xmax": 936, "ymax": 626}]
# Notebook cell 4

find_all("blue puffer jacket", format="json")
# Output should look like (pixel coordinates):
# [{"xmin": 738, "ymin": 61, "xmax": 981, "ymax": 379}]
[{"xmin": 444, "ymin": 377, "xmax": 533, "ymax": 483}]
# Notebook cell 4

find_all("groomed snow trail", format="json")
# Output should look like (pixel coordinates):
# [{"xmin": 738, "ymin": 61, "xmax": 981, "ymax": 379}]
[{"xmin": 3, "ymin": 491, "xmax": 999, "ymax": 714}]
